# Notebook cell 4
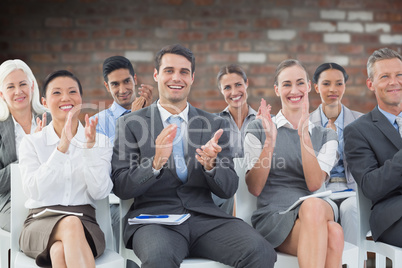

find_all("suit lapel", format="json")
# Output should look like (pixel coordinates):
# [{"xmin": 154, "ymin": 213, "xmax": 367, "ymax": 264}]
[
  {"xmin": 187, "ymin": 105, "xmax": 203, "ymax": 178},
  {"xmin": 146, "ymin": 103, "xmax": 164, "ymax": 143},
  {"xmin": 372, "ymin": 107, "xmax": 402, "ymax": 149},
  {"xmin": 343, "ymin": 106, "xmax": 359, "ymax": 127}
]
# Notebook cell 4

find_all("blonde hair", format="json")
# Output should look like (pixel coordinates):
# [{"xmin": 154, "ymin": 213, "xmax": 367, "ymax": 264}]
[{"xmin": 0, "ymin": 59, "xmax": 47, "ymax": 121}]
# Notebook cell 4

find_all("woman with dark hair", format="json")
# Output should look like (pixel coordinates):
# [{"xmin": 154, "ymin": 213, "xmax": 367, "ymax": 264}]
[
  {"xmin": 213, "ymin": 64, "xmax": 257, "ymax": 215},
  {"xmin": 245, "ymin": 59, "xmax": 343, "ymax": 267},
  {"xmin": 310, "ymin": 62, "xmax": 363, "ymax": 245},
  {"xmin": 0, "ymin": 59, "xmax": 49, "ymax": 232},
  {"xmin": 216, "ymin": 64, "xmax": 257, "ymax": 158},
  {"xmin": 18, "ymin": 70, "xmax": 113, "ymax": 267}
]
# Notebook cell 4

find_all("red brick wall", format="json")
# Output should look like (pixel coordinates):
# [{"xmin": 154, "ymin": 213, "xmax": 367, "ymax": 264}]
[{"xmin": 1, "ymin": 0, "xmax": 401, "ymax": 114}]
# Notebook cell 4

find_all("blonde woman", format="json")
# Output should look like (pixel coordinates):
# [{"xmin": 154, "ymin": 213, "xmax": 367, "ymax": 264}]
[{"xmin": 0, "ymin": 59, "xmax": 49, "ymax": 232}]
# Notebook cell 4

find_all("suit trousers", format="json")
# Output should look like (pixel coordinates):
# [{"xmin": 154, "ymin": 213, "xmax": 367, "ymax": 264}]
[{"xmin": 131, "ymin": 212, "xmax": 276, "ymax": 268}]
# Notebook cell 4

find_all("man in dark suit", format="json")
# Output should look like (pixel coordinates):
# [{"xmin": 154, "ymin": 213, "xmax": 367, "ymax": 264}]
[
  {"xmin": 344, "ymin": 47, "xmax": 402, "ymax": 247},
  {"xmin": 111, "ymin": 44, "xmax": 276, "ymax": 268}
]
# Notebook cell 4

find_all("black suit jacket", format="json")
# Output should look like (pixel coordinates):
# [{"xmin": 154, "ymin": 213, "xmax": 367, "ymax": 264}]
[
  {"xmin": 111, "ymin": 103, "xmax": 239, "ymax": 247},
  {"xmin": 344, "ymin": 106, "xmax": 402, "ymax": 240}
]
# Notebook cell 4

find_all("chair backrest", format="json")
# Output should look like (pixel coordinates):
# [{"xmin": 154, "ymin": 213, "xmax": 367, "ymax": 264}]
[
  {"xmin": 233, "ymin": 158, "xmax": 257, "ymax": 225},
  {"xmin": 94, "ymin": 197, "xmax": 114, "ymax": 250},
  {"xmin": 356, "ymin": 185, "xmax": 372, "ymax": 246},
  {"xmin": 10, "ymin": 164, "xmax": 115, "ymax": 263},
  {"xmin": 10, "ymin": 164, "xmax": 27, "ymax": 265}
]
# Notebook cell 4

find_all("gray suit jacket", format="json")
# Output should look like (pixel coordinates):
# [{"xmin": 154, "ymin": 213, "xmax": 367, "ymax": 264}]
[
  {"xmin": 0, "ymin": 113, "xmax": 51, "ymax": 220},
  {"xmin": 111, "ymin": 103, "xmax": 239, "ymax": 248},
  {"xmin": 310, "ymin": 104, "xmax": 362, "ymax": 190},
  {"xmin": 344, "ymin": 106, "xmax": 402, "ymax": 240}
]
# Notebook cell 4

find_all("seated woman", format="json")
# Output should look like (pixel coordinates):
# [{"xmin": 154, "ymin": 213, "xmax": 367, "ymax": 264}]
[
  {"xmin": 18, "ymin": 70, "xmax": 113, "ymax": 267},
  {"xmin": 0, "ymin": 59, "xmax": 49, "ymax": 232},
  {"xmin": 214, "ymin": 64, "xmax": 257, "ymax": 214},
  {"xmin": 216, "ymin": 64, "xmax": 257, "ymax": 158},
  {"xmin": 244, "ymin": 59, "xmax": 344, "ymax": 267},
  {"xmin": 310, "ymin": 62, "xmax": 363, "ymax": 245}
]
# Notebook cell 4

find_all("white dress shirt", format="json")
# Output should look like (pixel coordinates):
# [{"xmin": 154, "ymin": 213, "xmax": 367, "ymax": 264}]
[
  {"xmin": 244, "ymin": 110, "xmax": 338, "ymax": 176},
  {"xmin": 12, "ymin": 114, "xmax": 37, "ymax": 158},
  {"xmin": 19, "ymin": 121, "xmax": 113, "ymax": 209}
]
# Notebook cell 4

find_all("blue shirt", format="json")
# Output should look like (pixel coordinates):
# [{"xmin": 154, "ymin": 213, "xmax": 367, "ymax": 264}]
[
  {"xmin": 90, "ymin": 102, "xmax": 130, "ymax": 143},
  {"xmin": 319, "ymin": 104, "xmax": 345, "ymax": 178},
  {"xmin": 377, "ymin": 106, "xmax": 402, "ymax": 132}
]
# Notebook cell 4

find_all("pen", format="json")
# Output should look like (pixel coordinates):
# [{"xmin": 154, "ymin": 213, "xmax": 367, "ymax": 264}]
[
  {"xmin": 136, "ymin": 215, "xmax": 169, "ymax": 219},
  {"xmin": 333, "ymin": 189, "xmax": 354, "ymax": 193}
]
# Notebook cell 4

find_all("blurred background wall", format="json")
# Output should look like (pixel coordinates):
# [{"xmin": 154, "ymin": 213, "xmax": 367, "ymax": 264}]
[{"xmin": 0, "ymin": 0, "xmax": 401, "ymax": 115}]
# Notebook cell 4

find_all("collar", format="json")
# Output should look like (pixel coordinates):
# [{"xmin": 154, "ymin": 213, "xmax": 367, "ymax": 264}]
[
  {"xmin": 319, "ymin": 104, "xmax": 345, "ymax": 130},
  {"xmin": 46, "ymin": 121, "xmax": 85, "ymax": 146},
  {"xmin": 222, "ymin": 105, "xmax": 257, "ymax": 119},
  {"xmin": 157, "ymin": 100, "xmax": 189, "ymax": 124},
  {"xmin": 11, "ymin": 113, "xmax": 37, "ymax": 132},
  {"xmin": 110, "ymin": 101, "xmax": 130, "ymax": 119},
  {"xmin": 378, "ymin": 106, "xmax": 402, "ymax": 126},
  {"xmin": 274, "ymin": 110, "xmax": 314, "ymax": 134}
]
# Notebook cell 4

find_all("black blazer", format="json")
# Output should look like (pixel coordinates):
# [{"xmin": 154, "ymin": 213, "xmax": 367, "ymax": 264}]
[
  {"xmin": 344, "ymin": 106, "xmax": 402, "ymax": 240},
  {"xmin": 111, "ymin": 103, "xmax": 239, "ymax": 247}
]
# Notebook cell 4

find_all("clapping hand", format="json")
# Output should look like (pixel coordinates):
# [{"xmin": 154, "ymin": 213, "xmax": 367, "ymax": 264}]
[
  {"xmin": 152, "ymin": 124, "xmax": 177, "ymax": 170},
  {"xmin": 196, "ymin": 129, "xmax": 223, "ymax": 171},
  {"xmin": 297, "ymin": 88, "xmax": 310, "ymax": 138},
  {"xmin": 34, "ymin": 112, "xmax": 47, "ymax": 133},
  {"xmin": 257, "ymin": 98, "xmax": 277, "ymax": 147},
  {"xmin": 84, "ymin": 114, "xmax": 98, "ymax": 149},
  {"xmin": 131, "ymin": 84, "xmax": 154, "ymax": 111},
  {"xmin": 57, "ymin": 111, "xmax": 74, "ymax": 153}
]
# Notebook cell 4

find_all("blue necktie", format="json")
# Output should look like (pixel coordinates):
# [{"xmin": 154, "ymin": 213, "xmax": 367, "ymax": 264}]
[{"xmin": 168, "ymin": 116, "xmax": 188, "ymax": 183}]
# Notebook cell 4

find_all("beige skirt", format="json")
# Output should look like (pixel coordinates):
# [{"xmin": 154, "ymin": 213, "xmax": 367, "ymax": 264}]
[{"xmin": 19, "ymin": 204, "xmax": 105, "ymax": 267}]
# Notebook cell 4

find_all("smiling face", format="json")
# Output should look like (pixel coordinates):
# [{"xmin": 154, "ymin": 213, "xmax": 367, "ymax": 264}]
[
  {"xmin": 314, "ymin": 69, "xmax": 345, "ymax": 109},
  {"xmin": 275, "ymin": 65, "xmax": 310, "ymax": 112},
  {"xmin": 154, "ymin": 53, "xmax": 194, "ymax": 113},
  {"xmin": 104, "ymin": 68, "xmax": 137, "ymax": 110},
  {"xmin": 42, "ymin": 76, "xmax": 82, "ymax": 122},
  {"xmin": 367, "ymin": 58, "xmax": 402, "ymax": 115},
  {"xmin": 219, "ymin": 73, "xmax": 248, "ymax": 109},
  {"xmin": 0, "ymin": 69, "xmax": 33, "ymax": 114}
]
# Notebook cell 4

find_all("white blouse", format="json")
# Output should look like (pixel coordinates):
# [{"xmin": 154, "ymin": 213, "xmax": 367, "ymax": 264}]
[{"xmin": 19, "ymin": 121, "xmax": 113, "ymax": 209}]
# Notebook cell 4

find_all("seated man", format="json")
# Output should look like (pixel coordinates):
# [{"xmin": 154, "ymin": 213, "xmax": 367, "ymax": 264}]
[
  {"xmin": 111, "ymin": 44, "xmax": 276, "ymax": 268},
  {"xmin": 344, "ymin": 47, "xmax": 402, "ymax": 247}
]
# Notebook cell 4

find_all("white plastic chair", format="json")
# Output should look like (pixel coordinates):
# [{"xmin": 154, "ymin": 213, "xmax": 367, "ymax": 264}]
[
  {"xmin": 357, "ymin": 185, "xmax": 402, "ymax": 268},
  {"xmin": 233, "ymin": 157, "xmax": 358, "ymax": 268},
  {"xmin": 119, "ymin": 198, "xmax": 231, "ymax": 268},
  {"xmin": 10, "ymin": 163, "xmax": 124, "ymax": 268},
  {"xmin": 0, "ymin": 228, "xmax": 10, "ymax": 268}
]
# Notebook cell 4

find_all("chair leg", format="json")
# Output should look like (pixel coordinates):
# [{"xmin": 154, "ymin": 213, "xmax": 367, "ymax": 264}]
[{"xmin": 375, "ymin": 253, "xmax": 386, "ymax": 268}]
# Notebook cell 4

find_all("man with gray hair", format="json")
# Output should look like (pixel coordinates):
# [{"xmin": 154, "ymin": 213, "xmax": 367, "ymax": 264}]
[{"xmin": 344, "ymin": 47, "xmax": 402, "ymax": 246}]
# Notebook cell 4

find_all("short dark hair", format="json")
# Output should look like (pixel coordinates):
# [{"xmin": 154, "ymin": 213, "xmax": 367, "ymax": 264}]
[
  {"xmin": 42, "ymin": 70, "xmax": 83, "ymax": 98},
  {"xmin": 103, "ymin": 56, "xmax": 135, "ymax": 83},
  {"xmin": 313, "ymin": 62, "xmax": 349, "ymax": 84},
  {"xmin": 154, "ymin": 44, "xmax": 195, "ymax": 74},
  {"xmin": 216, "ymin": 64, "xmax": 248, "ymax": 90}
]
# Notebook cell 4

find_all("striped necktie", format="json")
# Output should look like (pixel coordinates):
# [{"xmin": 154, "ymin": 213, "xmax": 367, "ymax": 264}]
[{"xmin": 395, "ymin": 116, "xmax": 402, "ymax": 138}]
